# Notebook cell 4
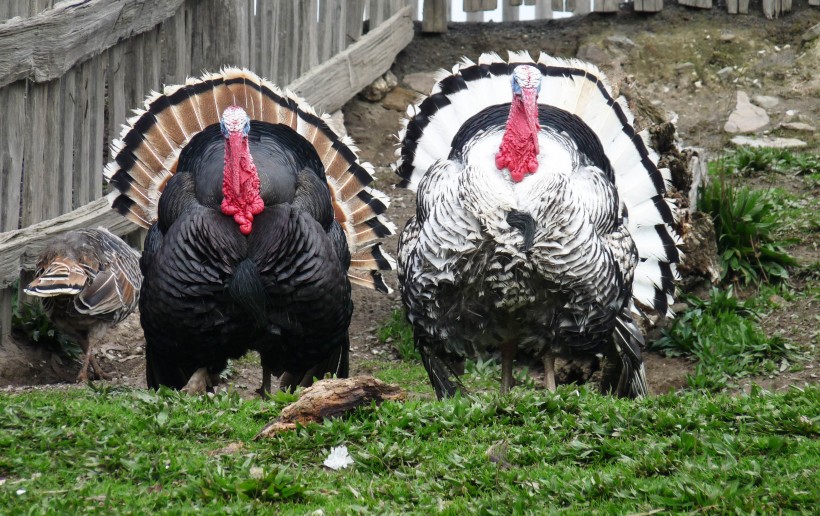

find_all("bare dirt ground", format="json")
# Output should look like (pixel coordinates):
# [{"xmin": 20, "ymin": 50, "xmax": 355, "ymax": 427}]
[{"xmin": 2, "ymin": 5, "xmax": 818, "ymax": 397}]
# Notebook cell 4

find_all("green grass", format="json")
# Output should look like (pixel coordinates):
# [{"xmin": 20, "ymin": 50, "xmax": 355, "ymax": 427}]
[
  {"xmin": 650, "ymin": 288, "xmax": 801, "ymax": 391},
  {"xmin": 377, "ymin": 308, "xmax": 420, "ymax": 361},
  {"xmin": 1, "ymin": 384, "xmax": 818, "ymax": 514}
]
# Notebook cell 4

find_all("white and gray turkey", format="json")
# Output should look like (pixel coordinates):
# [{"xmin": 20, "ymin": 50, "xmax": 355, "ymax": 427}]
[
  {"xmin": 105, "ymin": 68, "xmax": 395, "ymax": 394},
  {"xmin": 395, "ymin": 52, "xmax": 681, "ymax": 398},
  {"xmin": 24, "ymin": 228, "xmax": 142, "ymax": 382}
]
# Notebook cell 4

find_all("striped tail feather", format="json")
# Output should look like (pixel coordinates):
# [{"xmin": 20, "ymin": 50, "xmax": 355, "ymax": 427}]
[
  {"xmin": 24, "ymin": 261, "xmax": 87, "ymax": 297},
  {"xmin": 395, "ymin": 51, "xmax": 680, "ymax": 315},
  {"xmin": 105, "ymin": 68, "xmax": 395, "ymax": 293}
]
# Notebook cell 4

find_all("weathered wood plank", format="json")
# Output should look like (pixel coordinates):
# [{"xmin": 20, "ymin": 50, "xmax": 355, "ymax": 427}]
[
  {"xmin": 299, "ymin": 0, "xmax": 319, "ymax": 76},
  {"xmin": 534, "ymin": 0, "xmax": 553, "ymax": 18},
  {"xmin": 502, "ymin": 0, "xmax": 520, "ymax": 20},
  {"xmin": 58, "ymin": 69, "xmax": 76, "ymax": 214},
  {"xmin": 345, "ymin": 0, "xmax": 365, "ymax": 46},
  {"xmin": 634, "ymin": 0, "xmax": 664, "ymax": 12},
  {"xmin": 370, "ymin": 0, "xmax": 386, "ymax": 26},
  {"xmin": 22, "ymin": 81, "xmax": 49, "ymax": 227},
  {"xmin": 0, "ymin": 81, "xmax": 26, "ymax": 232},
  {"xmin": 0, "ymin": 0, "xmax": 185, "ymax": 88},
  {"xmin": 0, "ymin": 198, "xmax": 138, "ymax": 289},
  {"xmin": 289, "ymin": 5, "xmax": 413, "ymax": 114},
  {"xmin": 677, "ymin": 0, "xmax": 712, "ymax": 8},
  {"xmin": 88, "ymin": 55, "xmax": 105, "ymax": 202},
  {"xmin": 726, "ymin": 0, "xmax": 749, "ymax": 13},
  {"xmin": 422, "ymin": 0, "xmax": 447, "ymax": 32},
  {"xmin": 44, "ymin": 78, "xmax": 63, "ymax": 217},
  {"xmin": 0, "ymin": 289, "xmax": 12, "ymax": 347},
  {"xmin": 809, "ymin": 0, "xmax": 820, "ymax": 7},
  {"xmin": 593, "ymin": 0, "xmax": 619, "ymax": 12},
  {"xmin": 573, "ymin": 0, "xmax": 591, "ymax": 14},
  {"xmin": 267, "ymin": 1, "xmax": 282, "ymax": 83},
  {"xmin": 73, "ymin": 58, "xmax": 93, "ymax": 208}
]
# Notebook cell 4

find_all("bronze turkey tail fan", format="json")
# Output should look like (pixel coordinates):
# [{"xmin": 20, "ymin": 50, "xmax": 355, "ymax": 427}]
[{"xmin": 104, "ymin": 67, "xmax": 396, "ymax": 292}]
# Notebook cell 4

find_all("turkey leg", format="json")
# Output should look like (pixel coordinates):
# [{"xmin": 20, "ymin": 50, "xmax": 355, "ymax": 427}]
[
  {"xmin": 75, "ymin": 337, "xmax": 93, "ymax": 383},
  {"xmin": 181, "ymin": 367, "xmax": 211, "ymax": 395},
  {"xmin": 542, "ymin": 353, "xmax": 556, "ymax": 391},
  {"xmin": 500, "ymin": 341, "xmax": 517, "ymax": 394}
]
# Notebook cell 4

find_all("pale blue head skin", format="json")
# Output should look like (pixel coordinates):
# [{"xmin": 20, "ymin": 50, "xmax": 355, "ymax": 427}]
[
  {"xmin": 220, "ymin": 105, "xmax": 251, "ymax": 138},
  {"xmin": 511, "ymin": 65, "xmax": 542, "ymax": 97}
]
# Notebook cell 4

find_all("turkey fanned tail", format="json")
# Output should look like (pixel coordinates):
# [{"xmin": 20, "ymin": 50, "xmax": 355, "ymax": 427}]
[{"xmin": 105, "ymin": 67, "xmax": 396, "ymax": 293}]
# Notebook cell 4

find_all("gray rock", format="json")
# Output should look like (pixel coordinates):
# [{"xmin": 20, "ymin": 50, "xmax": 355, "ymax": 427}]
[
  {"xmin": 730, "ymin": 135, "xmax": 807, "ymax": 148},
  {"xmin": 780, "ymin": 122, "xmax": 816, "ymax": 132},
  {"xmin": 576, "ymin": 44, "xmax": 610, "ymax": 66},
  {"xmin": 382, "ymin": 86, "xmax": 418, "ymax": 112},
  {"xmin": 606, "ymin": 35, "xmax": 637, "ymax": 48},
  {"xmin": 360, "ymin": 76, "xmax": 390, "ymax": 102},
  {"xmin": 403, "ymin": 71, "xmax": 438, "ymax": 95},
  {"xmin": 719, "ymin": 31, "xmax": 736, "ymax": 42},
  {"xmin": 802, "ymin": 23, "xmax": 820, "ymax": 42},
  {"xmin": 717, "ymin": 66, "xmax": 734, "ymax": 78},
  {"xmin": 724, "ymin": 91, "xmax": 770, "ymax": 133},
  {"xmin": 752, "ymin": 95, "xmax": 780, "ymax": 109},
  {"xmin": 384, "ymin": 70, "xmax": 398, "ymax": 90}
]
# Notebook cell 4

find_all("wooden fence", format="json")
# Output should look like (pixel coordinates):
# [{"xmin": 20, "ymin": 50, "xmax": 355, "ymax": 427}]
[
  {"xmin": 420, "ymin": 0, "xmax": 816, "ymax": 29},
  {"xmin": 0, "ymin": 0, "xmax": 413, "ymax": 348}
]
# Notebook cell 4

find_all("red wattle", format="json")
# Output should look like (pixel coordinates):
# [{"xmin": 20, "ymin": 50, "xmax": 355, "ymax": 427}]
[
  {"xmin": 222, "ymin": 132, "xmax": 264, "ymax": 235},
  {"xmin": 495, "ymin": 89, "xmax": 540, "ymax": 183}
]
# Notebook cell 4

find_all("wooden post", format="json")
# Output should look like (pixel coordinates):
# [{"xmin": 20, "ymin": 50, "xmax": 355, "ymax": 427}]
[
  {"xmin": 634, "ymin": 0, "xmax": 663, "ymax": 12},
  {"xmin": 502, "ymin": 0, "xmax": 520, "ymax": 21},
  {"xmin": 422, "ymin": 0, "xmax": 447, "ymax": 33},
  {"xmin": 463, "ymin": 0, "xmax": 498, "ymax": 11},
  {"xmin": 726, "ymin": 0, "xmax": 749, "ymax": 13},
  {"xmin": 534, "ymin": 0, "xmax": 553, "ymax": 18},
  {"xmin": 593, "ymin": 0, "xmax": 619, "ymax": 12},
  {"xmin": 677, "ymin": 0, "xmax": 713, "ymax": 8}
]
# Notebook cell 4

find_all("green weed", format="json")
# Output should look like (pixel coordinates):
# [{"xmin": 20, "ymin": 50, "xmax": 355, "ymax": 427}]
[
  {"xmin": 699, "ymin": 162, "xmax": 797, "ymax": 284},
  {"xmin": 724, "ymin": 147, "xmax": 819, "ymax": 176},
  {"xmin": 651, "ymin": 287, "xmax": 800, "ymax": 391},
  {"xmin": 10, "ymin": 281, "xmax": 81, "ymax": 360}
]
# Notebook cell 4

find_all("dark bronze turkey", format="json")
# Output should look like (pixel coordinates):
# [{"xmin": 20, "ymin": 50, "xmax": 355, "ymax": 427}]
[
  {"xmin": 105, "ymin": 68, "xmax": 395, "ymax": 394},
  {"xmin": 24, "ymin": 228, "xmax": 141, "ymax": 382}
]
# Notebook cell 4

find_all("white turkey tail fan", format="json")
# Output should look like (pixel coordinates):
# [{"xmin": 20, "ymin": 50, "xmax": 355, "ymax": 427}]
[
  {"xmin": 395, "ymin": 51, "xmax": 681, "ymax": 316},
  {"xmin": 105, "ymin": 67, "xmax": 396, "ymax": 293}
]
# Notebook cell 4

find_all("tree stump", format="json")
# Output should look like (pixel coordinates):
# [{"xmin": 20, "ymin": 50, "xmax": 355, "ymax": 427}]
[{"xmin": 255, "ymin": 376, "xmax": 406, "ymax": 438}]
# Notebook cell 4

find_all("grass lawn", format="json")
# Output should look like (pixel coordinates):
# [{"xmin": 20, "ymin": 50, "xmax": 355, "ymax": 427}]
[{"xmin": 1, "ymin": 377, "xmax": 818, "ymax": 514}]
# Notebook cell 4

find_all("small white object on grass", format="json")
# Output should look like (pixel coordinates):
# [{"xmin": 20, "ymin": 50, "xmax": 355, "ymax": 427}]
[{"xmin": 323, "ymin": 445, "xmax": 354, "ymax": 470}]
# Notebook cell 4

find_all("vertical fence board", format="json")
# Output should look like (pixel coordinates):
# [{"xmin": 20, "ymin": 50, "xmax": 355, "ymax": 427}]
[
  {"xmin": 59, "ymin": 70, "xmax": 76, "ymax": 213},
  {"xmin": 299, "ymin": 0, "xmax": 319, "ymax": 76},
  {"xmin": 634, "ymin": 0, "xmax": 664, "ymax": 12},
  {"xmin": 678, "ymin": 0, "xmax": 712, "ymax": 8},
  {"xmin": 422, "ymin": 0, "xmax": 447, "ymax": 32},
  {"xmin": 0, "ymin": 82, "xmax": 26, "ymax": 232},
  {"xmin": 22, "ymin": 81, "xmax": 49, "ymax": 227},
  {"xmin": 370, "ymin": 0, "xmax": 386, "ymax": 26},
  {"xmin": 502, "ymin": 1, "xmax": 520, "ymax": 20},
  {"xmin": 44, "ymin": 79, "xmax": 64, "ymax": 217},
  {"xmin": 319, "ymin": 0, "xmax": 335, "ymax": 62},
  {"xmin": 88, "ymin": 55, "xmax": 105, "ymax": 202},
  {"xmin": 73, "ymin": 60, "xmax": 93, "ymax": 208},
  {"xmin": 345, "ymin": 0, "xmax": 365, "ymax": 44},
  {"xmin": 464, "ymin": 0, "xmax": 497, "ymax": 10}
]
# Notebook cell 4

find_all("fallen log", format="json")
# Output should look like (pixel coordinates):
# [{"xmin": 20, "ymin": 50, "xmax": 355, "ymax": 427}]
[{"xmin": 255, "ymin": 376, "xmax": 406, "ymax": 438}]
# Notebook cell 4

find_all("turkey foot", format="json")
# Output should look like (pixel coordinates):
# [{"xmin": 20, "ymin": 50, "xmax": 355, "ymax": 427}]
[
  {"xmin": 500, "ymin": 341, "xmax": 517, "ymax": 394},
  {"xmin": 542, "ymin": 353, "xmax": 556, "ymax": 391},
  {"xmin": 181, "ymin": 367, "xmax": 211, "ymax": 395},
  {"xmin": 76, "ymin": 339, "xmax": 109, "ymax": 382}
]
